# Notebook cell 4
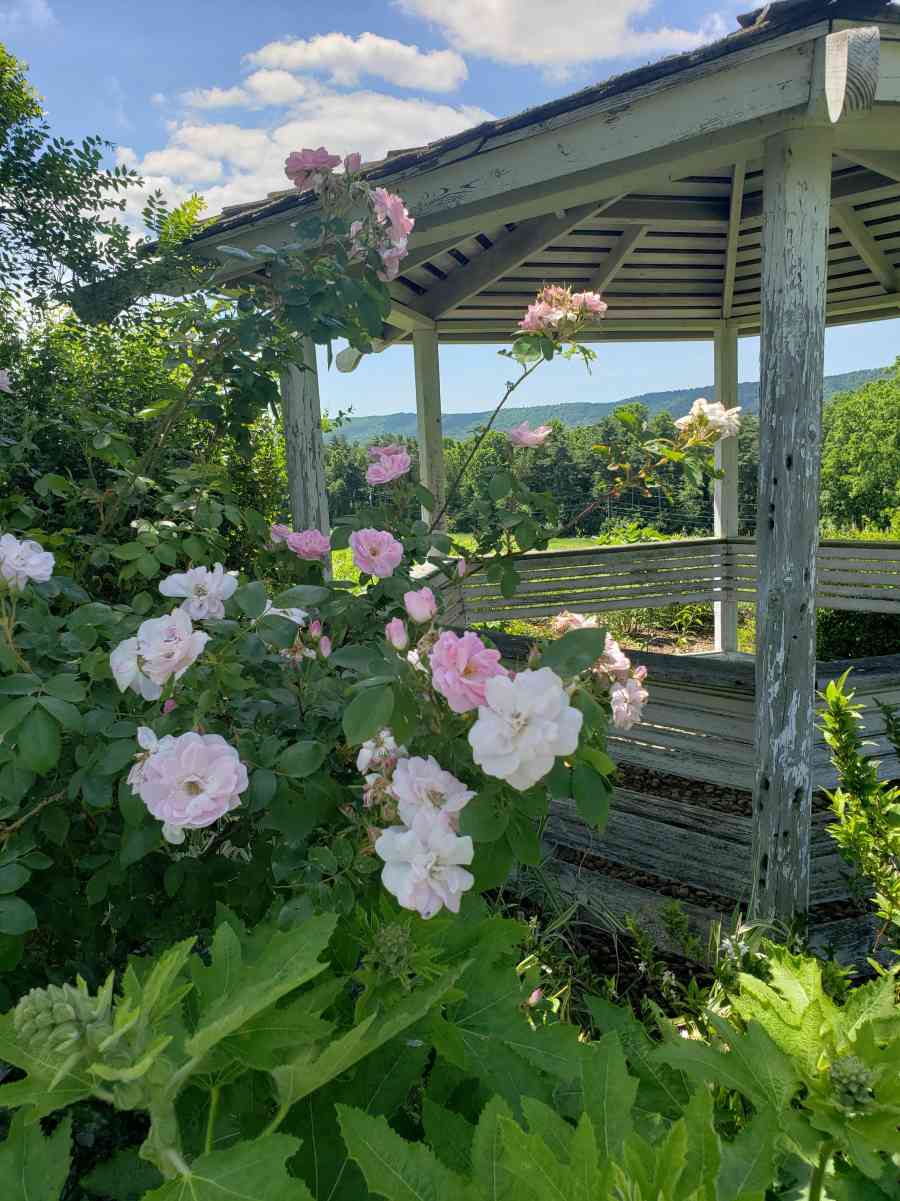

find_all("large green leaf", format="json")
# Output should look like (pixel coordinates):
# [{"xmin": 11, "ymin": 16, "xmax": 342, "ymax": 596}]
[
  {"xmin": 539, "ymin": 629, "xmax": 607, "ymax": 677},
  {"xmin": 676, "ymin": 1088, "xmax": 720, "ymax": 1201},
  {"xmin": 470, "ymin": 1096, "xmax": 520, "ymax": 1201},
  {"xmin": 577, "ymin": 1034, "xmax": 637, "ymax": 1163},
  {"xmin": 82, "ymin": 1149, "xmax": 164, "ymax": 1199},
  {"xmin": 272, "ymin": 967, "xmax": 462, "ymax": 1110},
  {"xmin": 337, "ymin": 1107, "xmax": 472, "ymax": 1201},
  {"xmin": 498, "ymin": 1115, "xmax": 571, "ymax": 1200},
  {"xmin": 142, "ymin": 1134, "xmax": 314, "ymax": 1201},
  {"xmin": 716, "ymin": 1111, "xmax": 781, "ymax": 1201},
  {"xmin": 17, "ymin": 705, "xmax": 61, "ymax": 774},
  {"xmin": 0, "ymin": 1110, "xmax": 71, "ymax": 1201},
  {"xmin": 342, "ymin": 686, "xmax": 394, "ymax": 745},
  {"xmin": 186, "ymin": 915, "xmax": 336, "ymax": 1062}
]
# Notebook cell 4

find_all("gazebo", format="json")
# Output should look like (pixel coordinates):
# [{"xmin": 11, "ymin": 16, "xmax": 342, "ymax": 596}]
[{"xmin": 139, "ymin": 0, "xmax": 900, "ymax": 947}]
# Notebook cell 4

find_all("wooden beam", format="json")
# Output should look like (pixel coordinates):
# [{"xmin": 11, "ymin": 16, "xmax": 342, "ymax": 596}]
[
  {"xmin": 751, "ymin": 129, "xmax": 831, "ymax": 921},
  {"xmin": 387, "ymin": 300, "xmax": 436, "ymax": 332},
  {"xmin": 833, "ymin": 202, "xmax": 898, "ymax": 292},
  {"xmin": 713, "ymin": 322, "xmax": 740, "ymax": 655},
  {"xmin": 280, "ymin": 338, "xmax": 330, "ymax": 549},
  {"xmin": 413, "ymin": 201, "xmax": 618, "ymax": 321},
  {"xmin": 722, "ymin": 161, "xmax": 747, "ymax": 319},
  {"xmin": 588, "ymin": 227, "xmax": 648, "ymax": 292},
  {"xmin": 412, "ymin": 329, "xmax": 445, "ymax": 526},
  {"xmin": 842, "ymin": 149, "xmax": 900, "ymax": 183}
]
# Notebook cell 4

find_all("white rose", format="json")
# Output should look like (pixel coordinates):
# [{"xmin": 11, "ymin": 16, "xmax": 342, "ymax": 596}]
[
  {"xmin": 136, "ymin": 609, "xmax": 210, "ymax": 687},
  {"xmin": 389, "ymin": 755, "xmax": 474, "ymax": 829},
  {"xmin": 0, "ymin": 533, "xmax": 54, "ymax": 591},
  {"xmin": 158, "ymin": 563, "xmax": 237, "ymax": 621},
  {"xmin": 468, "ymin": 667, "xmax": 583, "ymax": 792},
  {"xmin": 110, "ymin": 637, "xmax": 162, "ymax": 701},
  {"xmin": 375, "ymin": 813, "xmax": 474, "ymax": 918}
]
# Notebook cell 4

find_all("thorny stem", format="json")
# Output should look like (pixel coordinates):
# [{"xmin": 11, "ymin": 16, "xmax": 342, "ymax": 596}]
[
  {"xmin": 0, "ymin": 792, "xmax": 63, "ymax": 845},
  {"xmin": 428, "ymin": 358, "xmax": 543, "ymax": 533}
]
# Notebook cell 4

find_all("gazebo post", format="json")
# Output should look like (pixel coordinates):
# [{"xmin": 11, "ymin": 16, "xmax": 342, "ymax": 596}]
[
  {"xmin": 280, "ymin": 335, "xmax": 331, "ymax": 540},
  {"xmin": 713, "ymin": 321, "xmax": 740, "ymax": 654},
  {"xmin": 750, "ymin": 129, "xmax": 832, "ymax": 920},
  {"xmin": 412, "ymin": 328, "xmax": 446, "ymax": 524}
]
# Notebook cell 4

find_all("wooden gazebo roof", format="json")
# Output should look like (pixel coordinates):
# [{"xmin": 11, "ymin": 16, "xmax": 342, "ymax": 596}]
[{"xmin": 189, "ymin": 0, "xmax": 900, "ymax": 343}]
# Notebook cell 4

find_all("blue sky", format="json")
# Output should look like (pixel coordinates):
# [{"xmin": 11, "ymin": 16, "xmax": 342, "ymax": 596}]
[{"xmin": 4, "ymin": 0, "xmax": 898, "ymax": 417}]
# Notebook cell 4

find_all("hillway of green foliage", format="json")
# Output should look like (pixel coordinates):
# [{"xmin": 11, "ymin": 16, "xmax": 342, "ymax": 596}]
[{"xmin": 2, "ymin": 42, "xmax": 900, "ymax": 1201}]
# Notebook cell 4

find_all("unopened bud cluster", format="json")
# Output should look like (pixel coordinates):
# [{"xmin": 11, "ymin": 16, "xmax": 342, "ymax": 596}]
[
  {"xmin": 14, "ymin": 979, "xmax": 111, "ymax": 1060},
  {"xmin": 829, "ymin": 1055, "xmax": 876, "ymax": 1111}
]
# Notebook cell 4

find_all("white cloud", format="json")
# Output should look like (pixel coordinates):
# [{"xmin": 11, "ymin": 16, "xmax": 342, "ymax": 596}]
[
  {"xmin": 396, "ymin": 0, "xmax": 727, "ymax": 75},
  {"xmin": 183, "ymin": 71, "xmax": 322, "ymax": 111},
  {"xmin": 126, "ymin": 92, "xmax": 492, "ymax": 223},
  {"xmin": 0, "ymin": 0, "xmax": 56, "ymax": 33},
  {"xmin": 245, "ymin": 31, "xmax": 467, "ymax": 93}
]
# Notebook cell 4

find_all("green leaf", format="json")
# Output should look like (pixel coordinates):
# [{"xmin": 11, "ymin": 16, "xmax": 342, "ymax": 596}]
[
  {"xmin": 338, "ymin": 1106, "xmax": 470, "ymax": 1201},
  {"xmin": 0, "ymin": 1011, "xmax": 92, "ymax": 1117},
  {"xmin": 414, "ymin": 484, "xmax": 437, "ymax": 509},
  {"xmin": 506, "ymin": 812, "xmax": 541, "ymax": 865},
  {"xmin": 471, "ymin": 836, "xmax": 515, "ymax": 891},
  {"xmin": 249, "ymin": 767, "xmax": 278, "ymax": 807},
  {"xmin": 44, "ymin": 674, "xmax": 87, "ymax": 702},
  {"xmin": 234, "ymin": 580, "xmax": 268, "ymax": 619},
  {"xmin": 677, "ymin": 1088, "xmax": 721, "ymax": 1201},
  {"xmin": 0, "ymin": 1110, "xmax": 71, "ymax": 1201},
  {"xmin": 0, "ymin": 674, "xmax": 41, "ymax": 696},
  {"xmin": 273, "ymin": 584, "xmax": 332, "ymax": 608},
  {"xmin": 37, "ymin": 695, "xmax": 84, "ymax": 733},
  {"xmin": 488, "ymin": 472, "xmax": 514, "ymax": 501},
  {"xmin": 278, "ymin": 741, "xmax": 327, "ymax": 779},
  {"xmin": 16, "ymin": 707, "xmax": 61, "ymax": 775},
  {"xmin": 120, "ymin": 824, "xmax": 162, "ymax": 867},
  {"xmin": 186, "ymin": 914, "xmax": 337, "ymax": 1061},
  {"xmin": 422, "ymin": 1098, "xmax": 474, "ymax": 1174},
  {"xmin": 0, "ymin": 697, "xmax": 36, "ymax": 737},
  {"xmin": 572, "ymin": 763, "xmax": 611, "ymax": 829},
  {"xmin": 82, "ymin": 1149, "xmax": 163, "ymax": 1199},
  {"xmin": 109, "ymin": 541, "xmax": 147, "ymax": 561},
  {"xmin": 142, "ymin": 1135, "xmax": 313, "ymax": 1201},
  {"xmin": 0, "ymin": 863, "xmax": 30, "ymax": 894},
  {"xmin": 458, "ymin": 789, "xmax": 510, "ymax": 843},
  {"xmin": 540, "ymin": 629, "xmax": 607, "ymax": 677},
  {"xmin": 98, "ymin": 738, "xmax": 139, "ymax": 775},
  {"xmin": 716, "ymin": 1110, "xmax": 780, "ymax": 1201},
  {"xmin": 343, "ymin": 685, "xmax": 394, "ymax": 746},
  {"xmin": 498, "ymin": 1116, "xmax": 572, "ymax": 1200},
  {"xmin": 471, "ymin": 1096, "xmax": 519, "ymax": 1201},
  {"xmin": 578, "ymin": 1034, "xmax": 637, "ymax": 1162}
]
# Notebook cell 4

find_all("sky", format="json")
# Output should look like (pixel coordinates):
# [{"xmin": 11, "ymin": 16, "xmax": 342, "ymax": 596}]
[{"xmin": 3, "ymin": 0, "xmax": 899, "ymax": 418}]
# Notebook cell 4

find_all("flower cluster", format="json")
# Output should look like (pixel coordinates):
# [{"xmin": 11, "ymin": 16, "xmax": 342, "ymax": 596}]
[
  {"xmin": 159, "ymin": 563, "xmax": 236, "ymax": 621},
  {"xmin": 518, "ymin": 285, "xmax": 608, "ymax": 338},
  {"xmin": 270, "ymin": 524, "xmax": 331, "ymax": 561},
  {"xmin": 128, "ymin": 726, "xmax": 247, "ymax": 843},
  {"xmin": 357, "ymin": 728, "xmax": 405, "ymax": 812},
  {"xmin": 674, "ymin": 397, "xmax": 741, "ymax": 441},
  {"xmin": 590, "ymin": 629, "xmax": 649, "ymax": 730},
  {"xmin": 366, "ymin": 442, "xmax": 411, "ymax": 486},
  {"xmin": 282, "ymin": 617, "xmax": 331, "ymax": 664},
  {"xmin": 0, "ymin": 533, "xmax": 54, "ymax": 592},
  {"xmin": 111, "ymin": 609, "xmax": 208, "ymax": 701},
  {"xmin": 469, "ymin": 667, "xmax": 583, "ymax": 791},
  {"xmin": 284, "ymin": 146, "xmax": 354, "ymax": 192},
  {"xmin": 551, "ymin": 611, "xmax": 598, "ymax": 635}
]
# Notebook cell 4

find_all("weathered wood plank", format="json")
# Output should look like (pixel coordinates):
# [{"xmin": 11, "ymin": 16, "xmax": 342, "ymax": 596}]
[
  {"xmin": 280, "ymin": 339, "xmax": 330, "ymax": 545},
  {"xmin": 412, "ymin": 329, "xmax": 446, "ymax": 525}
]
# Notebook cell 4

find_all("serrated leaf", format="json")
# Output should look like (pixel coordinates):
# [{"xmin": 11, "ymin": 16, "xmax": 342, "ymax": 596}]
[
  {"xmin": 0, "ymin": 696, "xmax": 36, "ymax": 736},
  {"xmin": 16, "ymin": 706, "xmax": 61, "ymax": 774},
  {"xmin": 0, "ymin": 1011, "xmax": 93, "ymax": 1118},
  {"xmin": 578, "ymin": 1033, "xmax": 637, "ymax": 1163},
  {"xmin": 37, "ymin": 695, "xmax": 84, "ymax": 732},
  {"xmin": 234, "ymin": 580, "xmax": 268, "ymax": 619},
  {"xmin": 141, "ymin": 1134, "xmax": 313, "ymax": 1201},
  {"xmin": 472, "ymin": 1096, "xmax": 519, "ymax": 1201},
  {"xmin": 186, "ymin": 914, "xmax": 336, "ymax": 1061},
  {"xmin": 278, "ymin": 740, "xmax": 327, "ymax": 779},
  {"xmin": 342, "ymin": 685, "xmax": 393, "ymax": 746},
  {"xmin": 423, "ymin": 1097, "xmax": 474, "ymax": 1173},
  {"xmin": 273, "ymin": 585, "xmax": 332, "ymax": 608},
  {"xmin": 716, "ymin": 1110, "xmax": 780, "ymax": 1201},
  {"xmin": 0, "ymin": 1110, "xmax": 72, "ymax": 1201},
  {"xmin": 338, "ymin": 1107, "xmax": 470, "ymax": 1201},
  {"xmin": 44, "ymin": 674, "xmax": 87, "ymax": 702},
  {"xmin": 677, "ymin": 1088, "xmax": 721, "ymax": 1201},
  {"xmin": 499, "ymin": 1115, "xmax": 572, "ymax": 1199}
]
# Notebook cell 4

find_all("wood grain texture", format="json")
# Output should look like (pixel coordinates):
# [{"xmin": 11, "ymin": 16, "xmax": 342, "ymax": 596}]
[
  {"xmin": 280, "ymin": 338, "xmax": 330, "ymax": 543},
  {"xmin": 412, "ymin": 329, "xmax": 446, "ymax": 524},
  {"xmin": 714, "ymin": 323, "xmax": 741, "ymax": 652}
]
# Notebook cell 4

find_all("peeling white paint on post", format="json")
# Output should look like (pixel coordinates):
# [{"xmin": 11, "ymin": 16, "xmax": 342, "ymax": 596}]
[
  {"xmin": 412, "ymin": 329, "xmax": 446, "ymax": 524},
  {"xmin": 751, "ymin": 129, "xmax": 831, "ymax": 920},
  {"xmin": 713, "ymin": 321, "xmax": 740, "ymax": 654},
  {"xmin": 280, "ymin": 336, "xmax": 330, "ymax": 550}
]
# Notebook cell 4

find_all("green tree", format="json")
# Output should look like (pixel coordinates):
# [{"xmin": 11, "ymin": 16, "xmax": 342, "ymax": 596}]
[{"xmin": 820, "ymin": 362, "xmax": 900, "ymax": 529}]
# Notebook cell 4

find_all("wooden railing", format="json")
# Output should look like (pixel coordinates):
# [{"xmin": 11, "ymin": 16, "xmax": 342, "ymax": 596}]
[{"xmin": 441, "ymin": 536, "xmax": 900, "ymax": 625}]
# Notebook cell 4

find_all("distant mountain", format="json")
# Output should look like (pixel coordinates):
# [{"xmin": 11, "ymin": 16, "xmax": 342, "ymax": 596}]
[{"xmin": 325, "ymin": 366, "xmax": 892, "ymax": 445}]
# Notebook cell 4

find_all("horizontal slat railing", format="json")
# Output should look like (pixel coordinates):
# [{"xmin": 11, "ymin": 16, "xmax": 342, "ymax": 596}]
[{"xmin": 442, "ymin": 536, "xmax": 900, "ymax": 623}]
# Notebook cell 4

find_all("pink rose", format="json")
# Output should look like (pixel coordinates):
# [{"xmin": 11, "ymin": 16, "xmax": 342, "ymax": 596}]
[
  {"xmin": 404, "ymin": 587, "xmax": 437, "ymax": 624},
  {"xmin": 349, "ymin": 528, "xmax": 403, "ymax": 578},
  {"xmin": 367, "ymin": 443, "xmax": 404, "ymax": 461},
  {"xmin": 571, "ymin": 291, "xmax": 608, "ymax": 317},
  {"xmin": 372, "ymin": 188, "xmax": 415, "ymax": 241},
  {"xmin": 551, "ymin": 610, "xmax": 598, "ymax": 635},
  {"xmin": 366, "ymin": 450, "xmax": 411, "ymax": 485},
  {"xmin": 285, "ymin": 528, "xmax": 331, "ymax": 560},
  {"xmin": 518, "ymin": 300, "xmax": 565, "ymax": 334},
  {"xmin": 385, "ymin": 617, "xmax": 409, "ymax": 651},
  {"xmin": 318, "ymin": 635, "xmax": 332, "ymax": 659},
  {"xmin": 308, "ymin": 619, "xmax": 322, "ymax": 639},
  {"xmin": 270, "ymin": 523, "xmax": 293, "ymax": 545},
  {"xmin": 284, "ymin": 146, "xmax": 341, "ymax": 190},
  {"xmin": 162, "ymin": 698, "xmax": 178, "ymax": 715},
  {"xmin": 344, "ymin": 151, "xmax": 362, "ymax": 174},
  {"xmin": 508, "ymin": 421, "xmax": 552, "ymax": 448},
  {"xmin": 429, "ymin": 630, "xmax": 506, "ymax": 714},
  {"xmin": 596, "ymin": 633, "xmax": 631, "ymax": 684},
  {"xmin": 611, "ymin": 677, "xmax": 648, "ymax": 730},
  {"xmin": 136, "ymin": 731, "xmax": 248, "ymax": 834}
]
